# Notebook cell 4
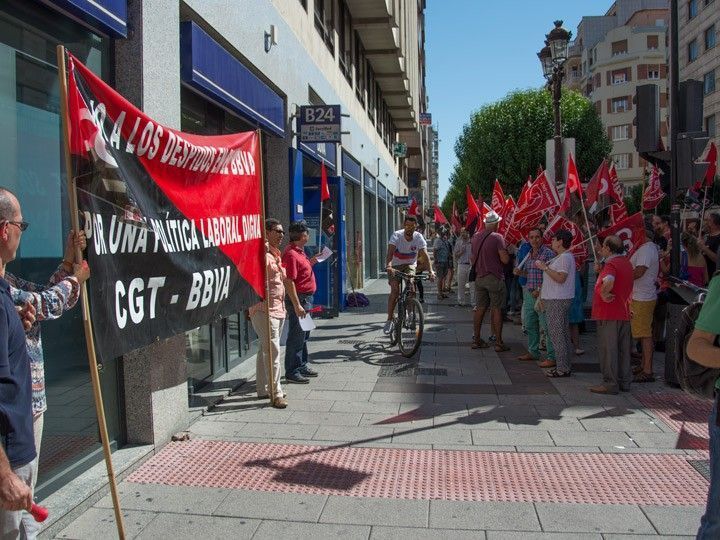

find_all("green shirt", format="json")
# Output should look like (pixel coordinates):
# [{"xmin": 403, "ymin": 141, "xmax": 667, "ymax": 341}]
[{"xmin": 694, "ymin": 276, "xmax": 720, "ymax": 390}]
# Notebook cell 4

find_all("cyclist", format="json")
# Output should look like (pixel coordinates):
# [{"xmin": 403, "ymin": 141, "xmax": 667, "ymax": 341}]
[{"xmin": 384, "ymin": 215, "xmax": 435, "ymax": 334}]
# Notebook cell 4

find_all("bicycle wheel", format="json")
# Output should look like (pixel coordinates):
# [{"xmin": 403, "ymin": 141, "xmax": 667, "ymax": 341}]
[
  {"xmin": 398, "ymin": 297, "xmax": 424, "ymax": 358},
  {"xmin": 388, "ymin": 313, "xmax": 400, "ymax": 346}
]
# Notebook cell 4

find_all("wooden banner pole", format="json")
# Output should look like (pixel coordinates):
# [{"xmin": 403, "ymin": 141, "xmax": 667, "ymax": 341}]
[
  {"xmin": 56, "ymin": 45, "xmax": 126, "ymax": 540},
  {"xmin": 698, "ymin": 185, "xmax": 709, "ymax": 239},
  {"xmin": 256, "ymin": 130, "xmax": 276, "ymax": 404},
  {"xmin": 578, "ymin": 185, "xmax": 599, "ymax": 262}
]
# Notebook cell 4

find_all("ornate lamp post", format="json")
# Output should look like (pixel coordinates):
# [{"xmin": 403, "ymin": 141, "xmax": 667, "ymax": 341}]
[{"xmin": 538, "ymin": 20, "xmax": 571, "ymax": 185}]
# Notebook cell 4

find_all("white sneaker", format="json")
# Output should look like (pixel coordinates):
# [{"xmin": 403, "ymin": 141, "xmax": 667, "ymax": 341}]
[{"xmin": 383, "ymin": 320, "xmax": 394, "ymax": 334}]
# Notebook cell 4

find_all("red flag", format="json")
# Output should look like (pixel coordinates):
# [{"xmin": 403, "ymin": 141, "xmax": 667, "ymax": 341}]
[
  {"xmin": 497, "ymin": 196, "xmax": 515, "ymax": 236},
  {"xmin": 466, "ymin": 185, "xmax": 480, "ymax": 224},
  {"xmin": 585, "ymin": 160, "xmax": 614, "ymax": 215},
  {"xmin": 597, "ymin": 212, "xmax": 647, "ymax": 257},
  {"xmin": 513, "ymin": 169, "xmax": 560, "ymax": 226},
  {"xmin": 320, "ymin": 161, "xmax": 330, "ymax": 202},
  {"xmin": 543, "ymin": 215, "xmax": 588, "ymax": 270},
  {"xmin": 559, "ymin": 154, "xmax": 583, "ymax": 217},
  {"xmin": 407, "ymin": 197, "xmax": 418, "ymax": 216},
  {"xmin": 451, "ymin": 202, "xmax": 463, "ymax": 233},
  {"xmin": 434, "ymin": 205, "xmax": 449, "ymax": 224},
  {"xmin": 705, "ymin": 142, "xmax": 718, "ymax": 187},
  {"xmin": 608, "ymin": 162, "xmax": 628, "ymax": 223},
  {"xmin": 491, "ymin": 179, "xmax": 505, "ymax": 214},
  {"xmin": 67, "ymin": 57, "xmax": 101, "ymax": 158},
  {"xmin": 642, "ymin": 166, "xmax": 666, "ymax": 211}
]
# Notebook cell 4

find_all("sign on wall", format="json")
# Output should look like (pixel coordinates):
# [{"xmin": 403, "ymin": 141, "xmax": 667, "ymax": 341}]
[
  {"xmin": 393, "ymin": 142, "xmax": 407, "ymax": 158},
  {"xmin": 298, "ymin": 105, "xmax": 341, "ymax": 143},
  {"xmin": 419, "ymin": 112, "xmax": 432, "ymax": 126}
]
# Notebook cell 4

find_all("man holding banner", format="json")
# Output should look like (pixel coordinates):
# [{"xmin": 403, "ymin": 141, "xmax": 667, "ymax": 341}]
[
  {"xmin": 249, "ymin": 219, "xmax": 291, "ymax": 407},
  {"xmin": 0, "ymin": 188, "xmax": 36, "ymax": 536}
]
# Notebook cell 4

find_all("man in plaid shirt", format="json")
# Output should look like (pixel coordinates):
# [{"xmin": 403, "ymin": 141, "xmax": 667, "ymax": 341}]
[{"xmin": 514, "ymin": 228, "xmax": 555, "ymax": 362}]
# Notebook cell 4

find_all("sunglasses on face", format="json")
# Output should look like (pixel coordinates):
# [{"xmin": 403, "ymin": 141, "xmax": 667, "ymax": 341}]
[
  {"xmin": 5, "ymin": 221, "xmax": 29, "ymax": 232},
  {"xmin": 272, "ymin": 229, "xmax": 285, "ymax": 234}
]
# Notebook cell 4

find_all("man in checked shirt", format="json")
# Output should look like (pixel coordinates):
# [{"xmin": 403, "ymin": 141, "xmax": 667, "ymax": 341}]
[{"xmin": 513, "ymin": 227, "xmax": 555, "ymax": 363}]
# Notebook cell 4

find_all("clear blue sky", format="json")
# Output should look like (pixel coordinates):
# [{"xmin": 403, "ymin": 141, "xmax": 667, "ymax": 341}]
[{"xmin": 426, "ymin": 0, "xmax": 611, "ymax": 201}]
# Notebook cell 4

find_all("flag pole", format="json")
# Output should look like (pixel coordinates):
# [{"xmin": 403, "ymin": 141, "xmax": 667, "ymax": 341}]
[
  {"xmin": 56, "ymin": 45, "xmax": 126, "ymax": 540},
  {"xmin": 580, "ymin": 192, "xmax": 599, "ymax": 262},
  {"xmin": 256, "ymin": 130, "xmax": 276, "ymax": 404},
  {"xmin": 698, "ymin": 185, "xmax": 709, "ymax": 239}
]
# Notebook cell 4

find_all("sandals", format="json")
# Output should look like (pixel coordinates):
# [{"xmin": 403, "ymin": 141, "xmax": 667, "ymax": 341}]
[
  {"xmin": 546, "ymin": 368, "xmax": 571, "ymax": 378},
  {"xmin": 633, "ymin": 371, "xmax": 656, "ymax": 383},
  {"xmin": 471, "ymin": 339, "xmax": 490, "ymax": 349},
  {"xmin": 494, "ymin": 343, "xmax": 510, "ymax": 352}
]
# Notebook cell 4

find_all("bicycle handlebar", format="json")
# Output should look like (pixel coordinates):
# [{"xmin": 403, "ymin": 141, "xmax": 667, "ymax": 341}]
[
  {"xmin": 667, "ymin": 275, "xmax": 708, "ymax": 295},
  {"xmin": 393, "ymin": 271, "xmax": 429, "ymax": 281}
]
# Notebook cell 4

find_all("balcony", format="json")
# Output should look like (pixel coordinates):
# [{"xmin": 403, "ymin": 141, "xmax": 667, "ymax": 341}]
[{"xmin": 346, "ymin": 0, "xmax": 413, "ymax": 126}]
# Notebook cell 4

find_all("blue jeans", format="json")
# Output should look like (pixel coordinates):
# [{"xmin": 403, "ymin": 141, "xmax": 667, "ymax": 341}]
[
  {"xmin": 698, "ymin": 395, "xmax": 720, "ymax": 539},
  {"xmin": 284, "ymin": 293, "xmax": 313, "ymax": 378}
]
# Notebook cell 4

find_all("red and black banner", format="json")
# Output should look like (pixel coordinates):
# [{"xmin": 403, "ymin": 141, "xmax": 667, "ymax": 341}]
[{"xmin": 65, "ymin": 53, "xmax": 265, "ymax": 360}]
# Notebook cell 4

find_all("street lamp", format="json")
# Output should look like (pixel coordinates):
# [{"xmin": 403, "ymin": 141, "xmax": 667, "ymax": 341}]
[{"xmin": 538, "ymin": 20, "xmax": 571, "ymax": 186}]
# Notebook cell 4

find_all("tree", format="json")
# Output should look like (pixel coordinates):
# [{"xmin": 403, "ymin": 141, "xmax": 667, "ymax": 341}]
[{"xmin": 442, "ymin": 88, "xmax": 612, "ymax": 212}]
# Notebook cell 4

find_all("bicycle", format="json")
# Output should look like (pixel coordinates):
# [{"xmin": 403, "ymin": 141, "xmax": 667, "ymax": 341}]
[{"xmin": 388, "ymin": 271, "xmax": 427, "ymax": 357}]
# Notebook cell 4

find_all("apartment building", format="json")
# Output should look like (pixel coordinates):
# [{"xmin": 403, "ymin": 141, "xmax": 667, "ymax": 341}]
[
  {"xmin": 0, "ymin": 0, "xmax": 428, "ymax": 507},
  {"xmin": 570, "ymin": 0, "xmax": 669, "ymax": 187},
  {"xmin": 678, "ymin": 0, "xmax": 719, "ymax": 144}
]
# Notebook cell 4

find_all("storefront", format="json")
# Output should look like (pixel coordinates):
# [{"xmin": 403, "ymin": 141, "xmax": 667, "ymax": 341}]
[
  {"xmin": 0, "ymin": 0, "xmax": 125, "ymax": 498},
  {"xmin": 179, "ymin": 21, "xmax": 286, "ymax": 391},
  {"xmin": 342, "ymin": 150, "xmax": 362, "ymax": 289},
  {"xmin": 363, "ymin": 169, "xmax": 378, "ymax": 279},
  {"xmin": 377, "ymin": 183, "xmax": 389, "ymax": 254}
]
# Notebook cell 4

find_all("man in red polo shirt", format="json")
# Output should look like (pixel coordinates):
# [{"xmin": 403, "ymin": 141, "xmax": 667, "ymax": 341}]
[
  {"xmin": 590, "ymin": 235, "xmax": 634, "ymax": 395},
  {"xmin": 282, "ymin": 221, "xmax": 319, "ymax": 384}
]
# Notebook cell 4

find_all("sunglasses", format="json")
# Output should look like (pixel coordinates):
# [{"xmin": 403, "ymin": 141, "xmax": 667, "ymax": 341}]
[
  {"xmin": 272, "ymin": 229, "xmax": 285, "ymax": 234},
  {"xmin": 5, "ymin": 221, "xmax": 29, "ymax": 232}
]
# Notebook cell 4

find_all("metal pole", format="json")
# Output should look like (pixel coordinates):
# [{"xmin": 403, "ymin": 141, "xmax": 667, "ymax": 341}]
[
  {"xmin": 670, "ymin": 0, "xmax": 681, "ymax": 276},
  {"xmin": 553, "ymin": 70, "xmax": 564, "ymax": 186}
]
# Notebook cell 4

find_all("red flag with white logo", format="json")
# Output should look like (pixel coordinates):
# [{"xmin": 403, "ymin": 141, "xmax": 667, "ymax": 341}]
[
  {"xmin": 559, "ymin": 154, "xmax": 584, "ymax": 218},
  {"xmin": 491, "ymin": 179, "xmax": 505, "ymax": 214},
  {"xmin": 642, "ymin": 166, "xmax": 666, "ymax": 211},
  {"xmin": 543, "ymin": 215, "xmax": 588, "ymax": 270},
  {"xmin": 586, "ymin": 160, "xmax": 616, "ymax": 215},
  {"xmin": 513, "ymin": 169, "xmax": 560, "ymax": 226},
  {"xmin": 597, "ymin": 212, "xmax": 647, "ymax": 257}
]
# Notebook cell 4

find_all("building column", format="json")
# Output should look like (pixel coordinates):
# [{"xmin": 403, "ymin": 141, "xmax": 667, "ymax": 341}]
[{"xmin": 113, "ymin": 0, "xmax": 187, "ymax": 446}]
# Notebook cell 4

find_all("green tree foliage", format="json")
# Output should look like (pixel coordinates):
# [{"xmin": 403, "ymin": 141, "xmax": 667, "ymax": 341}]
[{"xmin": 442, "ymin": 88, "xmax": 612, "ymax": 215}]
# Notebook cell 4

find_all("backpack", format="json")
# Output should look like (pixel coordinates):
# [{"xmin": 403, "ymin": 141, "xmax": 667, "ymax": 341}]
[
  {"xmin": 673, "ymin": 301, "xmax": 720, "ymax": 400},
  {"xmin": 346, "ymin": 292, "xmax": 369, "ymax": 308}
]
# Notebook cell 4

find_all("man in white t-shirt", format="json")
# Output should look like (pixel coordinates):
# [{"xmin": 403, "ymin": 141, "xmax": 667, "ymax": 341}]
[
  {"xmin": 384, "ymin": 215, "xmax": 435, "ymax": 333},
  {"xmin": 629, "ymin": 219, "xmax": 660, "ymax": 383}
]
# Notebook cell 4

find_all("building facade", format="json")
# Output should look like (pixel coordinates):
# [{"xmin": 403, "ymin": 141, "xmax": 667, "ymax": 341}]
[
  {"xmin": 0, "ymin": 0, "xmax": 428, "ymax": 505},
  {"xmin": 570, "ymin": 0, "xmax": 670, "ymax": 188},
  {"xmin": 678, "ymin": 0, "xmax": 719, "ymax": 145}
]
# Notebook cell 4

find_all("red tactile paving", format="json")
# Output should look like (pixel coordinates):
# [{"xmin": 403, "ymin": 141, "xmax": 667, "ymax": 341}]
[
  {"xmin": 634, "ymin": 392, "xmax": 712, "ymax": 450},
  {"xmin": 128, "ymin": 440, "xmax": 708, "ymax": 506}
]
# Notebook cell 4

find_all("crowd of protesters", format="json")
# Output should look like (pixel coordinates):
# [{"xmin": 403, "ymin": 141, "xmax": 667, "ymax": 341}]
[{"xmin": 428, "ymin": 208, "xmax": 720, "ymax": 394}]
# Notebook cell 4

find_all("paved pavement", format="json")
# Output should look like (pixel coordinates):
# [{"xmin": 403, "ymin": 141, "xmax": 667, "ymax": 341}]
[{"xmin": 48, "ymin": 278, "xmax": 711, "ymax": 539}]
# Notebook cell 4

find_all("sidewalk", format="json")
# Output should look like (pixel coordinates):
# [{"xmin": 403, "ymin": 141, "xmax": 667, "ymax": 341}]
[{"xmin": 49, "ymin": 278, "xmax": 710, "ymax": 539}]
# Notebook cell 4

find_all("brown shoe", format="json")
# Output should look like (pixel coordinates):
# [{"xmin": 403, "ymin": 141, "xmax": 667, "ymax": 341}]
[
  {"xmin": 272, "ymin": 397, "xmax": 288, "ymax": 409},
  {"xmin": 538, "ymin": 359, "xmax": 556, "ymax": 368},
  {"xmin": 589, "ymin": 385, "xmax": 618, "ymax": 395},
  {"xmin": 517, "ymin": 353, "xmax": 538, "ymax": 361}
]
